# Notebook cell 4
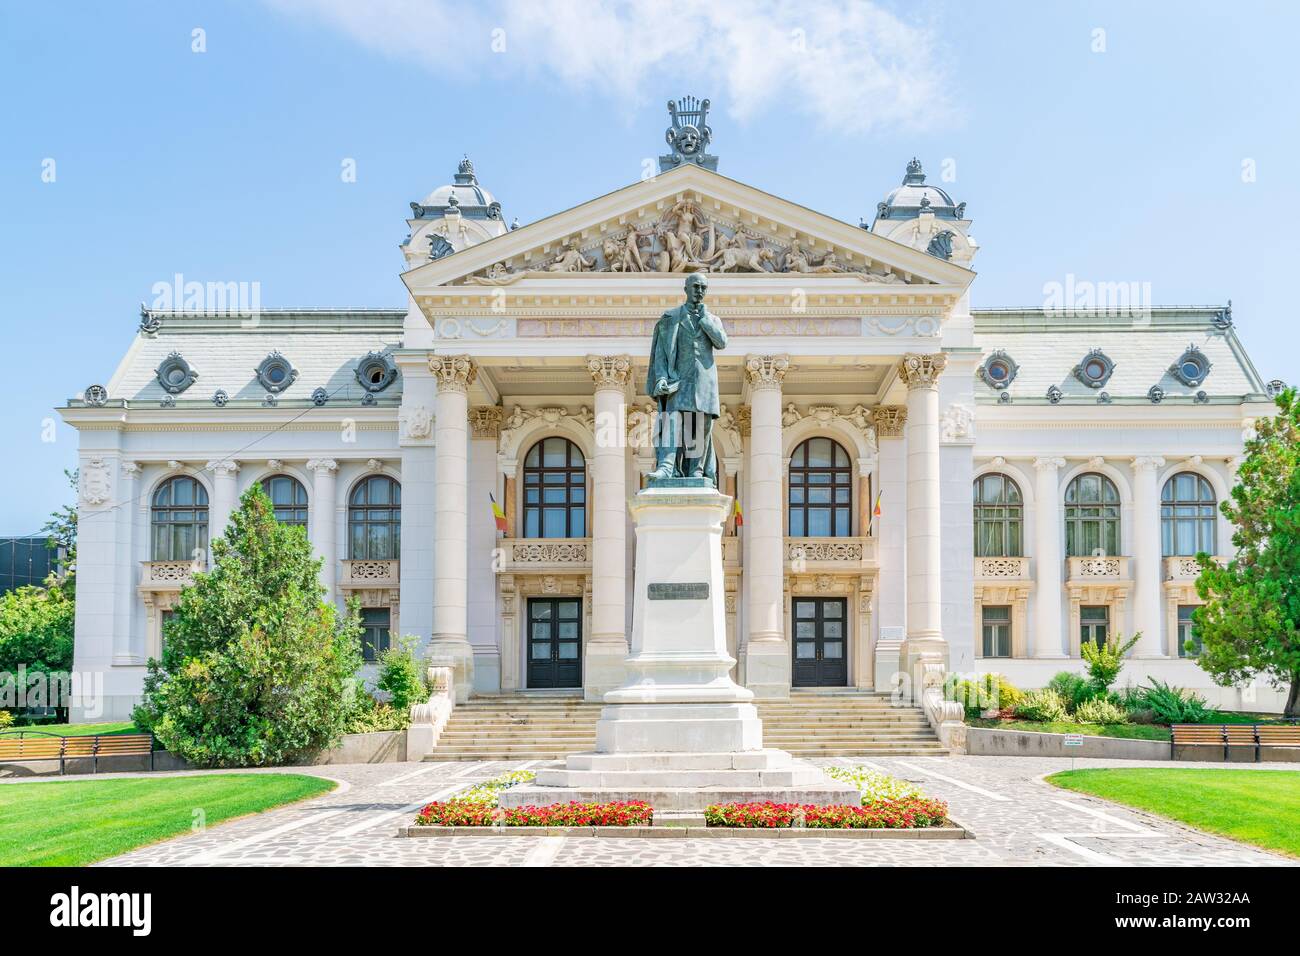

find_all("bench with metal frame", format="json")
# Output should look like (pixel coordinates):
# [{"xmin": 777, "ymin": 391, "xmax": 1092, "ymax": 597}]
[
  {"xmin": 1171, "ymin": 723, "xmax": 1300, "ymax": 762},
  {"xmin": 0, "ymin": 729, "xmax": 155, "ymax": 774}
]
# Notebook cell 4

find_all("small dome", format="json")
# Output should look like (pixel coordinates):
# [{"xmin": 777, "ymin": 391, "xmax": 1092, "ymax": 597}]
[
  {"xmin": 875, "ymin": 158, "xmax": 965, "ymax": 223},
  {"xmin": 411, "ymin": 156, "xmax": 503, "ymax": 222}
]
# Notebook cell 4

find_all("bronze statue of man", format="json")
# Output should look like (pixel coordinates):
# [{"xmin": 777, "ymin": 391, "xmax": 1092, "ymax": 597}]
[{"xmin": 646, "ymin": 272, "xmax": 728, "ymax": 480}]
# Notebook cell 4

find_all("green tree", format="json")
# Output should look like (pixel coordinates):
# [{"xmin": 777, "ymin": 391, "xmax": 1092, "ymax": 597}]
[
  {"xmin": 0, "ymin": 581, "xmax": 75, "ymax": 676},
  {"xmin": 376, "ymin": 635, "xmax": 427, "ymax": 713},
  {"xmin": 133, "ymin": 485, "xmax": 363, "ymax": 766},
  {"xmin": 1195, "ymin": 387, "xmax": 1300, "ymax": 717},
  {"xmin": 41, "ymin": 469, "xmax": 78, "ymax": 593}
]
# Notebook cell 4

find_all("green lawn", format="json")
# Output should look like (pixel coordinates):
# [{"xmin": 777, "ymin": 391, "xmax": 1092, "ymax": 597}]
[
  {"xmin": 1, "ymin": 721, "xmax": 140, "ymax": 738},
  {"xmin": 0, "ymin": 773, "xmax": 335, "ymax": 866},
  {"xmin": 970, "ymin": 718, "xmax": 1171, "ymax": 741},
  {"xmin": 1048, "ymin": 768, "xmax": 1300, "ymax": 858}
]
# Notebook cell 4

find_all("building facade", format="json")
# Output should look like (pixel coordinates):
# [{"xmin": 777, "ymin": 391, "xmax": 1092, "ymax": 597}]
[{"xmin": 60, "ymin": 110, "xmax": 1284, "ymax": 720}]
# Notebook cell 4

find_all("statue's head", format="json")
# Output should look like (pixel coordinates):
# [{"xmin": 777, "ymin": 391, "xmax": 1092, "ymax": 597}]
[{"xmin": 684, "ymin": 272, "xmax": 708, "ymax": 304}]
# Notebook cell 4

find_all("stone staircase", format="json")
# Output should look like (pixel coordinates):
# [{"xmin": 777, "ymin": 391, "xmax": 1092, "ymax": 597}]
[{"xmin": 424, "ymin": 690, "xmax": 947, "ymax": 761}]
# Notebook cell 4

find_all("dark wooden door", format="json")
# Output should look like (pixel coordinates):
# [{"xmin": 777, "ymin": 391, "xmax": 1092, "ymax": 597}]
[
  {"xmin": 792, "ymin": 598, "xmax": 848, "ymax": 687},
  {"xmin": 527, "ymin": 598, "xmax": 582, "ymax": 688}
]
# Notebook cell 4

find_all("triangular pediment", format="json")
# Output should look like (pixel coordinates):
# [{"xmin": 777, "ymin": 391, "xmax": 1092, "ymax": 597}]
[{"xmin": 401, "ymin": 163, "xmax": 974, "ymax": 298}]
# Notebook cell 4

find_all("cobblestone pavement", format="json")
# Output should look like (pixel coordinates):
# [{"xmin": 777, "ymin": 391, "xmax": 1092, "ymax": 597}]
[{"xmin": 65, "ymin": 756, "xmax": 1294, "ymax": 867}]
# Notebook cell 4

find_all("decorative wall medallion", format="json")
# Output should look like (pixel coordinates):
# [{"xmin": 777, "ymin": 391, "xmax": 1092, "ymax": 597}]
[
  {"xmin": 262, "ymin": 393, "xmax": 278, "ymax": 407},
  {"xmin": 255, "ymin": 352, "xmax": 298, "ymax": 393},
  {"xmin": 1266, "ymin": 379, "xmax": 1287, "ymax": 398},
  {"xmin": 1097, "ymin": 391, "xmax": 1112, "ymax": 404},
  {"xmin": 1169, "ymin": 344, "xmax": 1211, "ymax": 387},
  {"xmin": 1073, "ymin": 349, "xmax": 1115, "ymax": 388},
  {"xmin": 1046, "ymin": 384, "xmax": 1063, "ymax": 404},
  {"xmin": 401, "ymin": 404, "xmax": 434, "ymax": 441},
  {"xmin": 212, "ymin": 389, "xmax": 229, "ymax": 407},
  {"xmin": 361, "ymin": 392, "xmax": 377, "ymax": 406},
  {"xmin": 428, "ymin": 235, "xmax": 455, "ymax": 260},
  {"xmin": 977, "ymin": 349, "xmax": 1019, "ymax": 390},
  {"xmin": 1147, "ymin": 384, "xmax": 1165, "ymax": 403},
  {"xmin": 1195, "ymin": 391, "xmax": 1209, "ymax": 404},
  {"xmin": 84, "ymin": 384, "xmax": 108, "ymax": 407},
  {"xmin": 940, "ymin": 403, "xmax": 975, "ymax": 442},
  {"xmin": 355, "ymin": 351, "xmax": 398, "ymax": 393},
  {"xmin": 998, "ymin": 391, "xmax": 1012, "ymax": 405},
  {"xmin": 156, "ymin": 352, "xmax": 198, "ymax": 394},
  {"xmin": 160, "ymin": 394, "xmax": 176, "ymax": 408},
  {"xmin": 311, "ymin": 387, "xmax": 329, "ymax": 406},
  {"xmin": 80, "ymin": 459, "xmax": 112, "ymax": 507}
]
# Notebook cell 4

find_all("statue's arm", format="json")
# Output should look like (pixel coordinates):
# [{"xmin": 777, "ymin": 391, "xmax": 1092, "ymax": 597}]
[{"xmin": 702, "ymin": 311, "xmax": 727, "ymax": 350}]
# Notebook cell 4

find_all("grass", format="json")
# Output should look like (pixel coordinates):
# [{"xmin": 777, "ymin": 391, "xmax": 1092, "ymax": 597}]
[
  {"xmin": 969, "ymin": 718, "xmax": 1171, "ymax": 741},
  {"xmin": 1048, "ymin": 768, "xmax": 1300, "ymax": 858},
  {"xmin": 0, "ymin": 773, "xmax": 335, "ymax": 866},
  {"xmin": 1, "ymin": 721, "xmax": 140, "ymax": 738}
]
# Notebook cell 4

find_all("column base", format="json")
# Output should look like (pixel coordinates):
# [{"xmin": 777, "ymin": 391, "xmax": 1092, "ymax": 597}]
[
  {"xmin": 427, "ymin": 637, "xmax": 475, "ymax": 703},
  {"xmin": 742, "ymin": 640, "xmax": 791, "ymax": 699},
  {"xmin": 583, "ymin": 639, "xmax": 629, "ymax": 702}
]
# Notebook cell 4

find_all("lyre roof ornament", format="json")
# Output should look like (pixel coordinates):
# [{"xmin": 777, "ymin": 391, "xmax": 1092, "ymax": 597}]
[{"xmin": 659, "ymin": 95, "xmax": 719, "ymax": 173}]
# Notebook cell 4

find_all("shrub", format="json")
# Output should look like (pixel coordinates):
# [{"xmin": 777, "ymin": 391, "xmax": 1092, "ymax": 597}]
[
  {"xmin": 1080, "ymin": 633, "xmax": 1141, "ymax": 694},
  {"xmin": 453, "ymin": 769, "xmax": 538, "ymax": 806},
  {"xmin": 376, "ymin": 636, "xmax": 427, "ymax": 713},
  {"xmin": 133, "ymin": 486, "xmax": 363, "ymax": 767},
  {"xmin": 0, "ymin": 710, "xmax": 12, "ymax": 730},
  {"xmin": 945, "ymin": 673, "xmax": 1023, "ymax": 719},
  {"xmin": 704, "ymin": 798, "xmax": 948, "ymax": 829},
  {"xmin": 1014, "ymin": 688, "xmax": 1069, "ymax": 722},
  {"xmin": 1137, "ymin": 679, "xmax": 1211, "ymax": 724},
  {"xmin": 822, "ymin": 766, "xmax": 924, "ymax": 805},
  {"xmin": 416, "ymin": 800, "xmax": 652, "ymax": 827},
  {"xmin": 1073, "ymin": 697, "xmax": 1129, "ymax": 724},
  {"xmin": 344, "ymin": 700, "xmax": 407, "ymax": 734},
  {"xmin": 1047, "ymin": 671, "xmax": 1094, "ymax": 712}
]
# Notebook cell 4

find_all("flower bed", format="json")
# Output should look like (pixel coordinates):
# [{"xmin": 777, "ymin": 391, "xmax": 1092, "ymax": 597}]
[
  {"xmin": 822, "ymin": 766, "xmax": 924, "ymax": 805},
  {"xmin": 453, "ymin": 769, "xmax": 537, "ymax": 806},
  {"xmin": 416, "ymin": 800, "xmax": 653, "ymax": 828},
  {"xmin": 704, "ymin": 798, "xmax": 948, "ymax": 829}
]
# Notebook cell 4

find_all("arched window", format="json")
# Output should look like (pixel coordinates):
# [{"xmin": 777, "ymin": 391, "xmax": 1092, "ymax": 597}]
[
  {"xmin": 522, "ymin": 438, "xmax": 586, "ymax": 538},
  {"xmin": 349, "ymin": 475, "xmax": 401, "ymax": 560},
  {"xmin": 973, "ymin": 473, "xmax": 1023, "ymax": 557},
  {"xmin": 151, "ymin": 476, "xmax": 209, "ymax": 561},
  {"xmin": 789, "ymin": 438, "xmax": 852, "ymax": 537},
  {"xmin": 1162, "ymin": 472, "xmax": 1216, "ymax": 556},
  {"xmin": 261, "ymin": 474, "xmax": 308, "ymax": 527},
  {"xmin": 1064, "ymin": 473, "xmax": 1121, "ymax": 556}
]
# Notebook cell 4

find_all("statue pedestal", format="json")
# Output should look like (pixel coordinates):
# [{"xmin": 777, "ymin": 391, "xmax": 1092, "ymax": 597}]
[{"xmin": 501, "ymin": 480, "xmax": 855, "ymax": 814}]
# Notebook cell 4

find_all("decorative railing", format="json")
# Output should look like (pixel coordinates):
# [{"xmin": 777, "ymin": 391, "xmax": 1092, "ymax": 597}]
[
  {"xmin": 495, "ymin": 538, "xmax": 592, "ymax": 573},
  {"xmin": 975, "ymin": 556, "xmax": 1031, "ymax": 580},
  {"xmin": 785, "ymin": 536, "xmax": 876, "ymax": 571},
  {"xmin": 340, "ymin": 559, "xmax": 400, "ymax": 588},
  {"xmin": 407, "ymin": 665, "xmax": 455, "ymax": 761},
  {"xmin": 1066, "ymin": 555, "xmax": 1131, "ymax": 581},
  {"xmin": 1164, "ymin": 555, "xmax": 1225, "ymax": 582},
  {"xmin": 139, "ymin": 559, "xmax": 204, "ymax": 590}
]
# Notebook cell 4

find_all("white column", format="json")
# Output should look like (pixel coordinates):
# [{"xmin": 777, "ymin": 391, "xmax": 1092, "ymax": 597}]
[
  {"xmin": 585, "ymin": 355, "xmax": 633, "ymax": 699},
  {"xmin": 1132, "ymin": 455, "xmax": 1167, "ymax": 657},
  {"xmin": 873, "ymin": 407, "xmax": 908, "ymax": 686},
  {"xmin": 429, "ymin": 355, "xmax": 476, "ymax": 701},
  {"xmin": 205, "ymin": 459, "xmax": 240, "ymax": 549},
  {"xmin": 307, "ymin": 459, "xmax": 339, "ymax": 598},
  {"xmin": 742, "ymin": 354, "xmax": 790, "ymax": 698},
  {"xmin": 113, "ymin": 461, "xmax": 141, "ymax": 665},
  {"xmin": 1033, "ymin": 456, "xmax": 1067, "ymax": 657},
  {"xmin": 899, "ymin": 355, "xmax": 945, "ymax": 653}
]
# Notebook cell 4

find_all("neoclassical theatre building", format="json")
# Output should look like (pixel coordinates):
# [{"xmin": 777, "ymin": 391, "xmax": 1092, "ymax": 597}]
[{"xmin": 63, "ymin": 101, "xmax": 1285, "ymax": 720}]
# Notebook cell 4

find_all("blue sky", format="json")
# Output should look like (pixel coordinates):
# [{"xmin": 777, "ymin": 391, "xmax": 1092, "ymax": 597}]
[{"xmin": 2, "ymin": 0, "xmax": 1297, "ymax": 533}]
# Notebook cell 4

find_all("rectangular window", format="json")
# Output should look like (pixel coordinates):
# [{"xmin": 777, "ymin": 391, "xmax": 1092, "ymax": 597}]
[
  {"xmin": 981, "ymin": 605, "xmax": 1012, "ymax": 658},
  {"xmin": 360, "ymin": 608, "xmax": 391, "ymax": 663},
  {"xmin": 1178, "ymin": 604, "xmax": 1202, "ymax": 658},
  {"xmin": 1080, "ymin": 605, "xmax": 1109, "ymax": 650}
]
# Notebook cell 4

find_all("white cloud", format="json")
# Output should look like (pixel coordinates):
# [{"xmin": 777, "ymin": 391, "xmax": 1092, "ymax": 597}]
[{"xmin": 263, "ymin": 0, "xmax": 955, "ymax": 134}]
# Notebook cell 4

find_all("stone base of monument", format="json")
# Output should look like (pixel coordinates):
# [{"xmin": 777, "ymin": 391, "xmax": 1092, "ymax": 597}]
[{"xmin": 496, "ymin": 479, "xmax": 856, "ymax": 818}]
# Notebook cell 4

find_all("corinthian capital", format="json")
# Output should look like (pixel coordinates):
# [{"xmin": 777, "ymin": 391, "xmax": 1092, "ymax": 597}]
[
  {"xmin": 586, "ymin": 354, "xmax": 633, "ymax": 390},
  {"xmin": 429, "ymin": 354, "xmax": 478, "ymax": 393},
  {"xmin": 744, "ymin": 354, "xmax": 789, "ymax": 391},
  {"xmin": 898, "ymin": 353, "xmax": 947, "ymax": 389},
  {"xmin": 469, "ymin": 405, "xmax": 504, "ymax": 439},
  {"xmin": 872, "ymin": 405, "xmax": 907, "ymax": 438}
]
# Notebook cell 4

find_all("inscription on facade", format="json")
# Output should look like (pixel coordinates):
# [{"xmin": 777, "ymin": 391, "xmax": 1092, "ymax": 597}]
[
  {"xmin": 516, "ymin": 317, "xmax": 861, "ymax": 338},
  {"xmin": 648, "ymin": 582, "xmax": 710, "ymax": 601}
]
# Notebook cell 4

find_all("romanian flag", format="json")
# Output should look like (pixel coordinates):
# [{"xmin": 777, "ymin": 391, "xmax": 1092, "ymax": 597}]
[
  {"xmin": 490, "ymin": 493, "xmax": 507, "ymax": 533},
  {"xmin": 733, "ymin": 498, "xmax": 744, "ymax": 528},
  {"xmin": 873, "ymin": 491, "xmax": 883, "ymax": 519}
]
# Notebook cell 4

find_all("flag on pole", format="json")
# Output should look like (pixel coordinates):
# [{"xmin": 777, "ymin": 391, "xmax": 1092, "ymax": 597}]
[
  {"xmin": 733, "ymin": 498, "xmax": 744, "ymax": 528},
  {"xmin": 490, "ymin": 493, "xmax": 507, "ymax": 533},
  {"xmin": 872, "ymin": 490, "xmax": 883, "ymax": 519}
]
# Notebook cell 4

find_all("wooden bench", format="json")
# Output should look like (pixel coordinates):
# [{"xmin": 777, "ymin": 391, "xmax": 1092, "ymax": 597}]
[
  {"xmin": 0, "ymin": 731, "xmax": 155, "ymax": 774},
  {"xmin": 1257, "ymin": 724, "xmax": 1300, "ymax": 761},
  {"xmin": 1172, "ymin": 723, "xmax": 1300, "ymax": 762}
]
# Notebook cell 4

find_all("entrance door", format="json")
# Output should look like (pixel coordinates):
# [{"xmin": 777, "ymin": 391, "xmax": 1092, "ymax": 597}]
[
  {"xmin": 527, "ymin": 598, "xmax": 582, "ymax": 688},
  {"xmin": 792, "ymin": 598, "xmax": 848, "ymax": 687}
]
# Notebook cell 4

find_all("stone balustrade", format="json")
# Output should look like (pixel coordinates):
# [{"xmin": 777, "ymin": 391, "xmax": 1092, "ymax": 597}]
[
  {"xmin": 138, "ymin": 559, "xmax": 204, "ymax": 591},
  {"xmin": 1163, "ymin": 555, "xmax": 1225, "ymax": 581},
  {"xmin": 495, "ymin": 537, "xmax": 592, "ymax": 573},
  {"xmin": 975, "ymin": 555, "xmax": 1031, "ymax": 580},
  {"xmin": 340, "ymin": 559, "xmax": 401, "ymax": 589},
  {"xmin": 784, "ymin": 536, "xmax": 876, "ymax": 571},
  {"xmin": 1066, "ymin": 555, "xmax": 1131, "ymax": 582}
]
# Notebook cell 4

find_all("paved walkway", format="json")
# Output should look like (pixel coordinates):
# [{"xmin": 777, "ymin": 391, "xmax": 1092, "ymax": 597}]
[{"xmin": 57, "ymin": 755, "xmax": 1294, "ymax": 867}]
